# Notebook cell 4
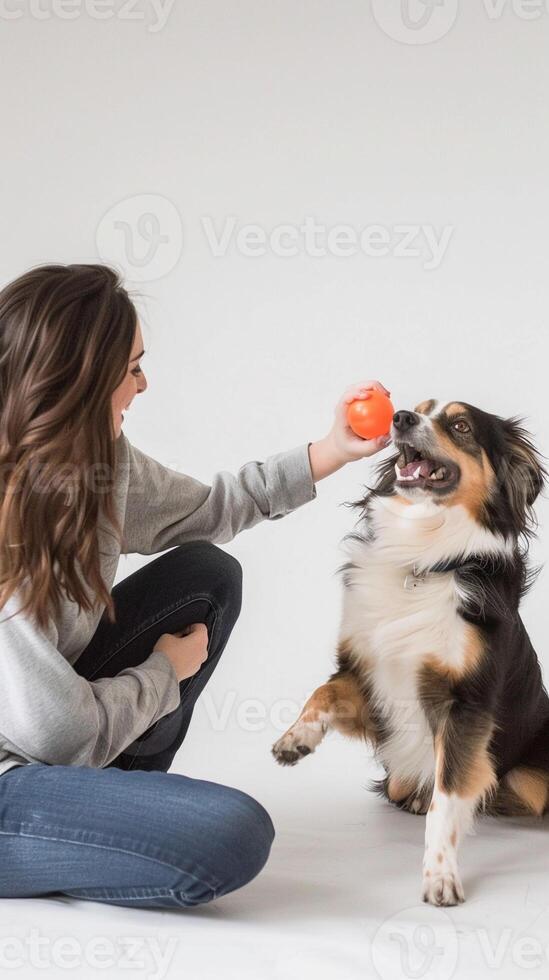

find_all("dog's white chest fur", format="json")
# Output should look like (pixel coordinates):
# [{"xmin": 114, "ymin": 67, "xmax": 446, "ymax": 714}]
[
  {"xmin": 338, "ymin": 496, "xmax": 508, "ymax": 788},
  {"xmin": 341, "ymin": 549, "xmax": 465, "ymax": 787}
]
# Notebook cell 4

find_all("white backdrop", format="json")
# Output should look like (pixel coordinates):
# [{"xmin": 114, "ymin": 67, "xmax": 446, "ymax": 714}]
[{"xmin": 2, "ymin": 3, "xmax": 549, "ymax": 978}]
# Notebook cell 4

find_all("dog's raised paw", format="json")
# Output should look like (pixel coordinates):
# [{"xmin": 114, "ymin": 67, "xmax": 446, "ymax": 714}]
[
  {"xmin": 272, "ymin": 747, "xmax": 310, "ymax": 766},
  {"xmin": 272, "ymin": 718, "xmax": 327, "ymax": 766},
  {"xmin": 271, "ymin": 734, "xmax": 314, "ymax": 767}
]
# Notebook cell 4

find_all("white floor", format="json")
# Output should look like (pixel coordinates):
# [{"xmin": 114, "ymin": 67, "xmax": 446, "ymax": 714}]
[{"xmin": 2, "ymin": 735, "xmax": 549, "ymax": 980}]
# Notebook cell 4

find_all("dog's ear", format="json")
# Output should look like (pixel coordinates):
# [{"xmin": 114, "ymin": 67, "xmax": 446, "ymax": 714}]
[{"xmin": 500, "ymin": 417, "xmax": 547, "ymax": 536}]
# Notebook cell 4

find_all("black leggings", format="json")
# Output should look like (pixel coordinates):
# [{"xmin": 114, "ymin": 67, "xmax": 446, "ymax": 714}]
[{"xmin": 74, "ymin": 539, "xmax": 243, "ymax": 772}]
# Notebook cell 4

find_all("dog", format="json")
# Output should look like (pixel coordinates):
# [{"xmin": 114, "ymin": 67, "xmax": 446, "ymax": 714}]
[{"xmin": 272, "ymin": 399, "xmax": 549, "ymax": 906}]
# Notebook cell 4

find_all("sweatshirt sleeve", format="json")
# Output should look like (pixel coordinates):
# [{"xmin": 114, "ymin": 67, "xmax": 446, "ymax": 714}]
[
  {"xmin": 121, "ymin": 435, "xmax": 317, "ymax": 555},
  {"xmin": 0, "ymin": 595, "xmax": 182, "ymax": 769}
]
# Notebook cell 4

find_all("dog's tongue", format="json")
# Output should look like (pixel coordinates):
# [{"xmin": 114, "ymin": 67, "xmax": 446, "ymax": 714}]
[{"xmin": 400, "ymin": 458, "xmax": 433, "ymax": 479}]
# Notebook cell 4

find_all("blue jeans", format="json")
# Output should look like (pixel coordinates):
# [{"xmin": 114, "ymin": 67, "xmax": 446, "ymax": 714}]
[{"xmin": 0, "ymin": 541, "xmax": 275, "ymax": 909}]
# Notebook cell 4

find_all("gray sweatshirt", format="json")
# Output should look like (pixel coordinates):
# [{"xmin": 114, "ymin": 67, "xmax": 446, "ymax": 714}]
[{"xmin": 0, "ymin": 432, "xmax": 317, "ymax": 777}]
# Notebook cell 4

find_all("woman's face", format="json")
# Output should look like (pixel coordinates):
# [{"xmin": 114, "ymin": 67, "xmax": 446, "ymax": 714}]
[{"xmin": 111, "ymin": 322, "xmax": 148, "ymax": 439}]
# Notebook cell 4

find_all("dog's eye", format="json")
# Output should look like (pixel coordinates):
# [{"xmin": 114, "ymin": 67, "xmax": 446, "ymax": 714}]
[{"xmin": 453, "ymin": 419, "xmax": 471, "ymax": 434}]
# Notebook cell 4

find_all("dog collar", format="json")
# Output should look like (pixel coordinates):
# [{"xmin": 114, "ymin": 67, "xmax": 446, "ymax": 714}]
[
  {"xmin": 404, "ymin": 566, "xmax": 427, "ymax": 591},
  {"xmin": 403, "ymin": 555, "xmax": 506, "ymax": 591}
]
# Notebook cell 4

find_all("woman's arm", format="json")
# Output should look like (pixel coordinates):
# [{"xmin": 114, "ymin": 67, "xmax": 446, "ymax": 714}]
[
  {"xmin": 120, "ymin": 378, "xmax": 391, "ymax": 555},
  {"xmin": 121, "ymin": 436, "xmax": 317, "ymax": 554}
]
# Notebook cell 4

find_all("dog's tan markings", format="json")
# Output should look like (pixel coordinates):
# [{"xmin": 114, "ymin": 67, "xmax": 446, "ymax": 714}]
[
  {"xmin": 450, "ymin": 830, "xmax": 457, "ymax": 847},
  {"xmin": 420, "ymin": 626, "xmax": 484, "ymax": 687},
  {"xmin": 431, "ymin": 406, "xmax": 496, "ymax": 518},
  {"xmin": 414, "ymin": 399, "xmax": 436, "ymax": 416},
  {"xmin": 434, "ymin": 732, "xmax": 445, "ymax": 775},
  {"xmin": 461, "ymin": 624, "xmax": 486, "ymax": 677},
  {"xmin": 437, "ymin": 707, "xmax": 497, "ymax": 802},
  {"xmin": 417, "ymin": 630, "xmax": 485, "ymax": 736},
  {"xmin": 443, "ymin": 401, "xmax": 468, "ymax": 416},
  {"xmin": 419, "ymin": 664, "xmax": 497, "ymax": 803},
  {"xmin": 272, "ymin": 668, "xmax": 377, "ymax": 766},
  {"xmin": 437, "ymin": 853, "xmax": 443, "ymax": 863},
  {"xmin": 432, "ymin": 426, "xmax": 495, "ymax": 518},
  {"xmin": 300, "ymin": 674, "xmax": 371, "ymax": 739},
  {"xmin": 393, "ymin": 495, "xmax": 414, "ymax": 507},
  {"xmin": 504, "ymin": 766, "xmax": 549, "ymax": 816},
  {"xmin": 388, "ymin": 776, "xmax": 417, "ymax": 803},
  {"xmin": 457, "ymin": 745, "xmax": 498, "ymax": 801}
]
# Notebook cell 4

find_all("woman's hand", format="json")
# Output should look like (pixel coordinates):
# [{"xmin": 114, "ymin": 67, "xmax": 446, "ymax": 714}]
[
  {"xmin": 308, "ymin": 379, "xmax": 393, "ymax": 482},
  {"xmin": 153, "ymin": 623, "xmax": 209, "ymax": 682}
]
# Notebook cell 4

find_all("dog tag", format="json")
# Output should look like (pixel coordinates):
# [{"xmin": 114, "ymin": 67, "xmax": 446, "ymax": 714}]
[{"xmin": 404, "ymin": 566, "xmax": 427, "ymax": 591}]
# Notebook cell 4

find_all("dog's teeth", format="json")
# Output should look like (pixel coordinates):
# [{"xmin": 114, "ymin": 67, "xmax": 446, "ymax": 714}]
[
  {"xmin": 413, "ymin": 466, "xmax": 421, "ymax": 479},
  {"xmin": 430, "ymin": 467, "xmax": 446, "ymax": 481}
]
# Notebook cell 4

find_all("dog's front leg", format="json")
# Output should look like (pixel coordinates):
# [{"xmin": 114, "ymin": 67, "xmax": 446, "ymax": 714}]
[
  {"xmin": 421, "ymin": 701, "xmax": 497, "ymax": 907},
  {"xmin": 271, "ymin": 668, "xmax": 373, "ymax": 766}
]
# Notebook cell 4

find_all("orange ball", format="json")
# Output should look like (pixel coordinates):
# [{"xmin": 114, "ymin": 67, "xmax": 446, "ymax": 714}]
[{"xmin": 346, "ymin": 390, "xmax": 395, "ymax": 440}]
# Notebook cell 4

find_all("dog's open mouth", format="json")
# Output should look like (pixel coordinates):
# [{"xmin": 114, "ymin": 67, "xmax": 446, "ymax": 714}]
[{"xmin": 395, "ymin": 444, "xmax": 460, "ymax": 492}]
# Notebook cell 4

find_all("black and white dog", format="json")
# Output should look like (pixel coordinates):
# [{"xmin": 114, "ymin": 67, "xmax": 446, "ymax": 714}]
[{"xmin": 272, "ymin": 399, "xmax": 548, "ymax": 906}]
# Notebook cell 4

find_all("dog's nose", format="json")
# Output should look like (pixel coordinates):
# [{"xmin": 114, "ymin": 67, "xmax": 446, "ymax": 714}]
[{"xmin": 393, "ymin": 411, "xmax": 420, "ymax": 432}]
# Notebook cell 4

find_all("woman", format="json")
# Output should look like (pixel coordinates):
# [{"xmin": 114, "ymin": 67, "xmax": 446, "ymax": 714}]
[{"xmin": 0, "ymin": 263, "xmax": 391, "ymax": 909}]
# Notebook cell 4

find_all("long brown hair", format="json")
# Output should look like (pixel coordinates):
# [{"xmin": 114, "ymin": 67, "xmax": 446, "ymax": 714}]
[{"xmin": 0, "ymin": 263, "xmax": 137, "ymax": 632}]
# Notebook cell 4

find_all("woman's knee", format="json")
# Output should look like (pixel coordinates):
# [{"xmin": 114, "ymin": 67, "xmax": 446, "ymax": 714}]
[
  {"xmin": 172, "ymin": 540, "xmax": 243, "ymax": 619},
  {"xmin": 213, "ymin": 786, "xmax": 275, "ymax": 897},
  {"xmin": 165, "ymin": 778, "xmax": 275, "ymax": 906}
]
